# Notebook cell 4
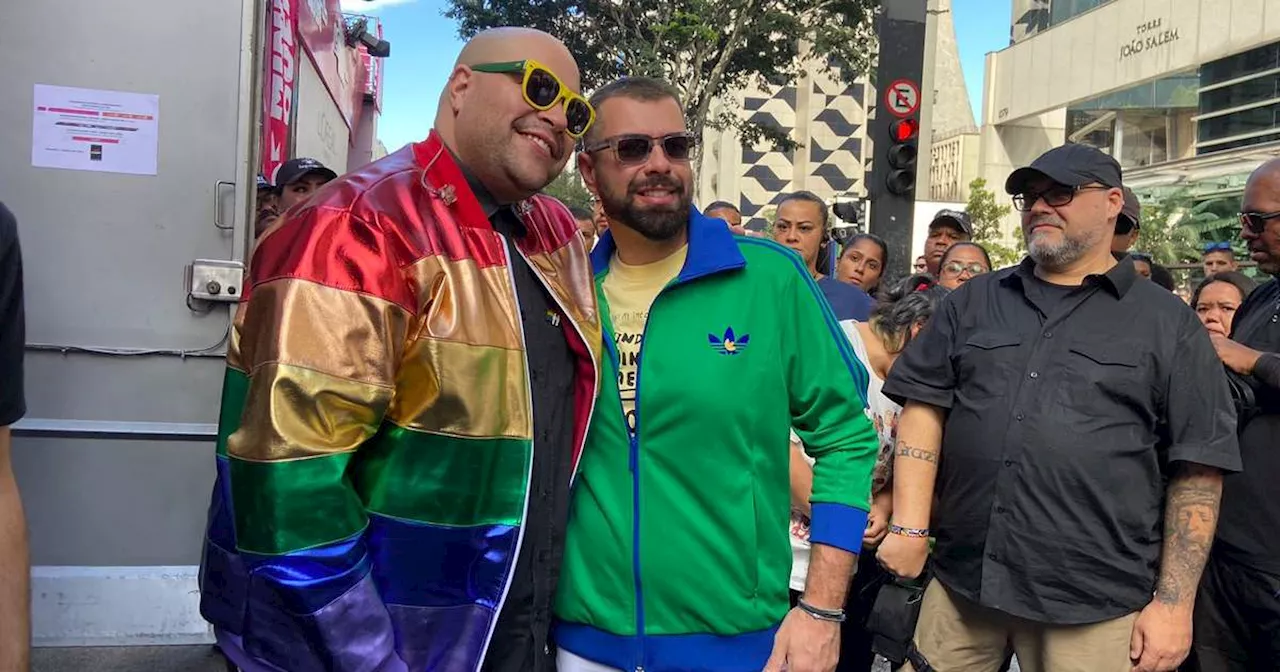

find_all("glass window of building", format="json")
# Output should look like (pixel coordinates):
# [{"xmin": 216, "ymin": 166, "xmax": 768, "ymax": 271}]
[
  {"xmin": 1197, "ymin": 41, "xmax": 1280, "ymax": 155},
  {"xmin": 1066, "ymin": 72, "xmax": 1198, "ymax": 169}
]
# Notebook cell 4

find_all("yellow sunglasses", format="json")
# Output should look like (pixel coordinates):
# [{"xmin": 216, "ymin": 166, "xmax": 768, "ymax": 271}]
[{"xmin": 471, "ymin": 59, "xmax": 596, "ymax": 138}]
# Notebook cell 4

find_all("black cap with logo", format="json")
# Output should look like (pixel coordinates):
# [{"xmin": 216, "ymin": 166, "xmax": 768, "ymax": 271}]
[
  {"xmin": 274, "ymin": 158, "xmax": 338, "ymax": 191},
  {"xmin": 1005, "ymin": 143, "xmax": 1124, "ymax": 195},
  {"xmin": 256, "ymin": 174, "xmax": 273, "ymax": 191},
  {"xmin": 930, "ymin": 209, "xmax": 973, "ymax": 236}
]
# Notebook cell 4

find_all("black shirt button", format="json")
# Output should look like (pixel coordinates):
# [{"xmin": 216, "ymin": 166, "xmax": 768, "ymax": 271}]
[
  {"xmin": 988, "ymin": 553, "xmax": 998, "ymax": 560},
  {"xmin": 1029, "ymin": 371, "xmax": 1039, "ymax": 379},
  {"xmin": 1015, "ymin": 413, "xmax": 1024, "ymax": 421},
  {"xmin": 1004, "ymin": 460, "xmax": 1014, "ymax": 467},
  {"xmin": 996, "ymin": 506, "xmax": 1007, "ymax": 514},
  {"xmin": 1044, "ymin": 331, "xmax": 1053, "ymax": 338}
]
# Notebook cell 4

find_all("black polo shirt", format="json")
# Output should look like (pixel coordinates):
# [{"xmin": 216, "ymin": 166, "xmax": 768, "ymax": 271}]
[
  {"xmin": 460, "ymin": 176, "xmax": 578, "ymax": 672},
  {"xmin": 0, "ymin": 202, "xmax": 24, "ymax": 427},
  {"xmin": 1214, "ymin": 277, "xmax": 1280, "ymax": 575},
  {"xmin": 883, "ymin": 257, "xmax": 1240, "ymax": 625}
]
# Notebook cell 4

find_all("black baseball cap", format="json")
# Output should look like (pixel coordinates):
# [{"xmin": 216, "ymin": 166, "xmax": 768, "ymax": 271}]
[
  {"xmin": 930, "ymin": 209, "xmax": 973, "ymax": 236},
  {"xmin": 1005, "ymin": 143, "xmax": 1123, "ymax": 195},
  {"xmin": 256, "ymin": 174, "xmax": 273, "ymax": 191},
  {"xmin": 274, "ymin": 158, "xmax": 338, "ymax": 190},
  {"xmin": 1116, "ymin": 187, "xmax": 1141, "ymax": 233}
]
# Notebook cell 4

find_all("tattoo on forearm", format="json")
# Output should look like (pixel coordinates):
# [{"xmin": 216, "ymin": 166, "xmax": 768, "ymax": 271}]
[
  {"xmin": 896, "ymin": 442, "xmax": 939, "ymax": 465},
  {"xmin": 1155, "ymin": 466, "xmax": 1222, "ymax": 606}
]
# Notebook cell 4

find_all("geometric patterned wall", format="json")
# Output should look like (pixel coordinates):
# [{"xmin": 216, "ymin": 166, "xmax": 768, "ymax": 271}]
[{"xmin": 727, "ymin": 61, "xmax": 871, "ymax": 222}]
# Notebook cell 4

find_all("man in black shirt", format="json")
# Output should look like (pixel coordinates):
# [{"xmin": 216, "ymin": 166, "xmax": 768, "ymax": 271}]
[
  {"xmin": 1190, "ymin": 158, "xmax": 1280, "ymax": 671},
  {"xmin": 877, "ymin": 144, "xmax": 1240, "ymax": 672},
  {"xmin": 0, "ymin": 202, "xmax": 29, "ymax": 672}
]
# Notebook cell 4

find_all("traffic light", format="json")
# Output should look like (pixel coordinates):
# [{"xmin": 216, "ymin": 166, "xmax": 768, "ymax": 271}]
[{"xmin": 885, "ymin": 117, "xmax": 919, "ymax": 196}]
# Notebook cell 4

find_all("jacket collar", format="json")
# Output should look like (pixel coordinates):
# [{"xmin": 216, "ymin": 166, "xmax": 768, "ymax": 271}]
[
  {"xmin": 412, "ymin": 130, "xmax": 539, "ymax": 230},
  {"xmin": 590, "ymin": 208, "xmax": 747, "ymax": 284}
]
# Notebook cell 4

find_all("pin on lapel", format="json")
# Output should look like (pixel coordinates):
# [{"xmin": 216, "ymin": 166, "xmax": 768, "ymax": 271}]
[{"xmin": 437, "ymin": 184, "xmax": 457, "ymax": 206}]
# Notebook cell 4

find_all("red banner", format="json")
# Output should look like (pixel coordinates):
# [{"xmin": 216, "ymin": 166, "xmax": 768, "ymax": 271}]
[
  {"xmin": 297, "ymin": 0, "xmax": 364, "ymax": 132},
  {"xmin": 358, "ymin": 17, "xmax": 384, "ymax": 113},
  {"xmin": 262, "ymin": 0, "xmax": 297, "ymax": 181}
]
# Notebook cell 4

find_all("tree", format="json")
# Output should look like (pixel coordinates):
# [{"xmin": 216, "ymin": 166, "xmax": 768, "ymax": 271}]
[
  {"xmin": 965, "ymin": 177, "xmax": 1022, "ymax": 267},
  {"xmin": 1136, "ymin": 189, "xmax": 1237, "ymax": 266},
  {"xmin": 542, "ymin": 169, "xmax": 594, "ymax": 211},
  {"xmin": 444, "ymin": 0, "xmax": 879, "ymax": 152}
]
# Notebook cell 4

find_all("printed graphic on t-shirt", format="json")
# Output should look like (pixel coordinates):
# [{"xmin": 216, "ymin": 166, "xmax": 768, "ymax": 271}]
[{"xmin": 612, "ymin": 309, "xmax": 646, "ymax": 433}]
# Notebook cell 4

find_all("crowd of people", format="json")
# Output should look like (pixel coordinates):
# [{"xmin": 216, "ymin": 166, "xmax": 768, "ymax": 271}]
[{"xmin": 0, "ymin": 22, "xmax": 1276, "ymax": 672}]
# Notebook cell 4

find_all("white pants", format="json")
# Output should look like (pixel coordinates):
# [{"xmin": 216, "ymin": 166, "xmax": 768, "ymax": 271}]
[{"xmin": 556, "ymin": 648, "xmax": 626, "ymax": 672}]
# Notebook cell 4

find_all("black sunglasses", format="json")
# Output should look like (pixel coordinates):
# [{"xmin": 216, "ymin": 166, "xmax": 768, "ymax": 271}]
[
  {"xmin": 1239, "ymin": 210, "xmax": 1280, "ymax": 234},
  {"xmin": 1012, "ymin": 184, "xmax": 1110, "ymax": 212},
  {"xmin": 585, "ymin": 133, "xmax": 697, "ymax": 165}
]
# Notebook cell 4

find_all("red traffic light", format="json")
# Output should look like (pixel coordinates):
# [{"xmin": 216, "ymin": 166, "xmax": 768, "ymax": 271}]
[{"xmin": 890, "ymin": 118, "xmax": 919, "ymax": 143}]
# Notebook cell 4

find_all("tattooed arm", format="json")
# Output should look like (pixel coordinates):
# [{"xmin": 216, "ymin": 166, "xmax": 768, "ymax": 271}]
[
  {"xmin": 874, "ymin": 401, "xmax": 944, "ymax": 579},
  {"xmin": 1130, "ymin": 463, "xmax": 1224, "ymax": 672},
  {"xmin": 1156, "ymin": 464, "xmax": 1222, "ymax": 606}
]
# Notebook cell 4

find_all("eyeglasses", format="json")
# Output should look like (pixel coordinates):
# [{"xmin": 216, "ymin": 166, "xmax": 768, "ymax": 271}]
[
  {"xmin": 584, "ymin": 132, "xmax": 697, "ymax": 165},
  {"xmin": 1203, "ymin": 241, "xmax": 1232, "ymax": 253},
  {"xmin": 1012, "ymin": 184, "xmax": 1111, "ymax": 212},
  {"xmin": 470, "ymin": 59, "xmax": 595, "ymax": 138},
  {"xmin": 1238, "ymin": 210, "xmax": 1280, "ymax": 234},
  {"xmin": 941, "ymin": 261, "xmax": 988, "ymax": 277}
]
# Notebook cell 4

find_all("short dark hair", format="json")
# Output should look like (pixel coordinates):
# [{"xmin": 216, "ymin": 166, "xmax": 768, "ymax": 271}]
[
  {"xmin": 871, "ymin": 274, "xmax": 951, "ymax": 353},
  {"xmin": 776, "ymin": 191, "xmax": 829, "ymax": 231},
  {"xmin": 704, "ymin": 201, "xmax": 738, "ymax": 214},
  {"xmin": 584, "ymin": 77, "xmax": 684, "ymax": 145},
  {"xmin": 567, "ymin": 205, "xmax": 593, "ymax": 221},
  {"xmin": 939, "ymin": 241, "xmax": 993, "ymax": 271},
  {"xmin": 1191, "ymin": 271, "xmax": 1257, "ymax": 307}
]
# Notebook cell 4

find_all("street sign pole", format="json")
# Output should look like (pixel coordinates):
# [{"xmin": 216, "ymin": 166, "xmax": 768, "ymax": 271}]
[{"xmin": 868, "ymin": 0, "xmax": 928, "ymax": 282}]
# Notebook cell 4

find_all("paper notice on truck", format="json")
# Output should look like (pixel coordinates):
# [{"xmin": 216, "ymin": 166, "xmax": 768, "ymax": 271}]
[{"xmin": 31, "ymin": 84, "xmax": 160, "ymax": 176}]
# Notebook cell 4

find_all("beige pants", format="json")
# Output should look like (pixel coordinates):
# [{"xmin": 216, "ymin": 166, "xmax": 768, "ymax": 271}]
[{"xmin": 906, "ymin": 580, "xmax": 1139, "ymax": 672}]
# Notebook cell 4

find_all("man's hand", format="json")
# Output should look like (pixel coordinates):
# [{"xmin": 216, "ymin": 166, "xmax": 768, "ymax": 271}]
[
  {"xmin": 762, "ymin": 608, "xmax": 841, "ymax": 672},
  {"xmin": 1209, "ymin": 334, "xmax": 1262, "ymax": 375},
  {"xmin": 1129, "ymin": 600, "xmax": 1192, "ymax": 672},
  {"xmin": 876, "ymin": 532, "xmax": 929, "ymax": 579},
  {"xmin": 863, "ymin": 490, "xmax": 892, "ymax": 549}
]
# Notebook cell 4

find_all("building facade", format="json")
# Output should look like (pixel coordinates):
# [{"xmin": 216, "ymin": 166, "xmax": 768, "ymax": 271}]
[
  {"xmin": 699, "ymin": 0, "xmax": 976, "ymax": 230},
  {"xmin": 983, "ymin": 0, "xmax": 1280, "ymax": 241}
]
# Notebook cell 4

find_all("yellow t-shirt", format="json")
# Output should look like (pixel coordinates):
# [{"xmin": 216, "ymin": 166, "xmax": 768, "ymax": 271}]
[{"xmin": 602, "ymin": 245, "xmax": 689, "ymax": 434}]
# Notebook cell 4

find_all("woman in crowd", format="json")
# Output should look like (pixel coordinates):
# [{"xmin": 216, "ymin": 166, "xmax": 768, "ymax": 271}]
[
  {"xmin": 937, "ymin": 241, "xmax": 991, "ymax": 290},
  {"xmin": 837, "ymin": 233, "xmax": 889, "ymax": 296},
  {"xmin": 789, "ymin": 274, "xmax": 952, "ymax": 672},
  {"xmin": 1191, "ymin": 271, "xmax": 1257, "ymax": 337}
]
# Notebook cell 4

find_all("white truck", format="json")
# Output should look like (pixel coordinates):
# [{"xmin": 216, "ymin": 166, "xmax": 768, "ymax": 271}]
[{"xmin": 0, "ymin": 0, "xmax": 384, "ymax": 655}]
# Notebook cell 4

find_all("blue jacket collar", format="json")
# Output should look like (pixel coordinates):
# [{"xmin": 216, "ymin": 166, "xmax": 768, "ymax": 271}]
[{"xmin": 590, "ymin": 208, "xmax": 747, "ymax": 283}]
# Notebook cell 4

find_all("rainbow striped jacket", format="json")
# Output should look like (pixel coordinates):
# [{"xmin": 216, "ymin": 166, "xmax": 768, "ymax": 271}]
[{"xmin": 198, "ymin": 131, "xmax": 603, "ymax": 671}]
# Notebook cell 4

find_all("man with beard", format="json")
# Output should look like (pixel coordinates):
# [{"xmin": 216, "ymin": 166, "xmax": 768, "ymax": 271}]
[
  {"xmin": 877, "ymin": 143, "xmax": 1239, "ymax": 672},
  {"xmin": 1189, "ymin": 158, "xmax": 1280, "ymax": 671},
  {"xmin": 552, "ymin": 76, "xmax": 879, "ymax": 672},
  {"xmin": 199, "ymin": 28, "xmax": 602, "ymax": 672}
]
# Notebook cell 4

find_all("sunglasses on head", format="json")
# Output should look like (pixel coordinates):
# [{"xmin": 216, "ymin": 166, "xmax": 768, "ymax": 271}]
[
  {"xmin": 471, "ymin": 59, "xmax": 595, "ymax": 138},
  {"xmin": 584, "ymin": 132, "xmax": 697, "ymax": 165},
  {"xmin": 1238, "ymin": 210, "xmax": 1280, "ymax": 234},
  {"xmin": 1204, "ymin": 241, "xmax": 1232, "ymax": 253}
]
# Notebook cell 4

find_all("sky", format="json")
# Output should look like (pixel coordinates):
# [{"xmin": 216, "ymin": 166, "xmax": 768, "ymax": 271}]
[{"xmin": 348, "ymin": 0, "xmax": 1012, "ymax": 151}]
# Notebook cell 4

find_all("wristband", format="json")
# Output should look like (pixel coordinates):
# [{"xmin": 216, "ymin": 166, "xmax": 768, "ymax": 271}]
[
  {"xmin": 796, "ymin": 598, "xmax": 847, "ymax": 623},
  {"xmin": 889, "ymin": 524, "xmax": 930, "ymax": 538}
]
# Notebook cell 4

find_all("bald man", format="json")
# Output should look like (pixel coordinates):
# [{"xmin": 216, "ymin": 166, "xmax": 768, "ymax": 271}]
[
  {"xmin": 1190, "ymin": 159, "xmax": 1280, "ymax": 672},
  {"xmin": 198, "ymin": 28, "xmax": 604, "ymax": 672}
]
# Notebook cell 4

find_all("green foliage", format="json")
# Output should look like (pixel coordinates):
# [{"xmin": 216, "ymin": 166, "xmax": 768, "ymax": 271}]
[
  {"xmin": 542, "ymin": 170, "xmax": 594, "ymax": 211},
  {"xmin": 444, "ymin": 0, "xmax": 879, "ymax": 152},
  {"xmin": 1136, "ymin": 189, "xmax": 1239, "ymax": 265},
  {"xmin": 965, "ymin": 177, "xmax": 1023, "ymax": 267}
]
